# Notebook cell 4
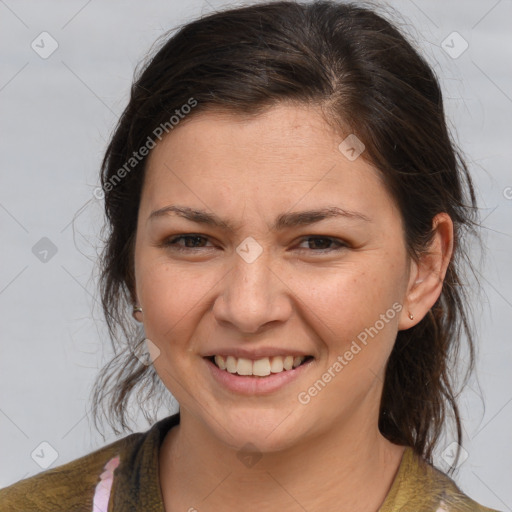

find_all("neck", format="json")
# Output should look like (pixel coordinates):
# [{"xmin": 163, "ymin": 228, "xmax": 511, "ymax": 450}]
[{"xmin": 159, "ymin": 407, "xmax": 406, "ymax": 512}]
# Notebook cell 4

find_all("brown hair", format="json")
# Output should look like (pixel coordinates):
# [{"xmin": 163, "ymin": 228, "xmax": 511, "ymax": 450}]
[{"xmin": 90, "ymin": 0, "xmax": 483, "ymax": 472}]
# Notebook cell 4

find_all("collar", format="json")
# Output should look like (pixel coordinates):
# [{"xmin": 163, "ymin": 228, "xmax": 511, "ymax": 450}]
[{"xmin": 110, "ymin": 412, "xmax": 180, "ymax": 512}]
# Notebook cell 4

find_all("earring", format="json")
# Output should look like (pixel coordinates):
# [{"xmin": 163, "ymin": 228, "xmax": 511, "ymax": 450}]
[
  {"xmin": 408, "ymin": 312, "xmax": 414, "ymax": 320},
  {"xmin": 133, "ymin": 305, "xmax": 143, "ymax": 320}
]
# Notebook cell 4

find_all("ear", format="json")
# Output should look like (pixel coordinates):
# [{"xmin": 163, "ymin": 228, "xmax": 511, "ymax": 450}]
[{"xmin": 398, "ymin": 212, "xmax": 454, "ymax": 331}]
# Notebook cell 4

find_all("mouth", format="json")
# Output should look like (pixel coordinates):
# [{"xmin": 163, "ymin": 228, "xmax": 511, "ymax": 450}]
[{"xmin": 206, "ymin": 354, "xmax": 314, "ymax": 377}]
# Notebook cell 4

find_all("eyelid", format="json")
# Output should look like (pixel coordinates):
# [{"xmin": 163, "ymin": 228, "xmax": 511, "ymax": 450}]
[
  {"xmin": 296, "ymin": 236, "xmax": 348, "ymax": 251},
  {"xmin": 160, "ymin": 234, "xmax": 349, "ymax": 253},
  {"xmin": 159, "ymin": 234, "xmax": 215, "ymax": 250}
]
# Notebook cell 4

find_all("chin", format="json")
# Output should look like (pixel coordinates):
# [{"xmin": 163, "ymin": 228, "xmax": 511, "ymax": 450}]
[{"xmin": 206, "ymin": 404, "xmax": 307, "ymax": 453}]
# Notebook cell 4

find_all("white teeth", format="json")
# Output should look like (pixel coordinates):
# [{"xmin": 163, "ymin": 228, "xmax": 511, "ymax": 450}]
[
  {"xmin": 253, "ymin": 357, "xmax": 271, "ymax": 376},
  {"xmin": 293, "ymin": 356, "xmax": 304, "ymax": 368},
  {"xmin": 211, "ymin": 354, "xmax": 308, "ymax": 376},
  {"xmin": 214, "ymin": 355, "xmax": 226, "ymax": 370},
  {"xmin": 236, "ymin": 357, "xmax": 253, "ymax": 376},
  {"xmin": 226, "ymin": 355, "xmax": 237, "ymax": 373},
  {"xmin": 270, "ymin": 356, "xmax": 284, "ymax": 373},
  {"xmin": 283, "ymin": 355, "xmax": 294, "ymax": 370}
]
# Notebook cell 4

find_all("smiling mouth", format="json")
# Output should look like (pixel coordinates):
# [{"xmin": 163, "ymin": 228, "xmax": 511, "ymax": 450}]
[{"xmin": 207, "ymin": 355, "xmax": 314, "ymax": 377}]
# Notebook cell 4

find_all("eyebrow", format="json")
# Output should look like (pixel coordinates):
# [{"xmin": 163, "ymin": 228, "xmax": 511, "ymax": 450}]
[{"xmin": 147, "ymin": 205, "xmax": 371, "ymax": 232}]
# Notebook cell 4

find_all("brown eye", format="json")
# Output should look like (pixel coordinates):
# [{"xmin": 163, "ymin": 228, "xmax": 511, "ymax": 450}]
[
  {"xmin": 296, "ymin": 236, "xmax": 348, "ymax": 253},
  {"xmin": 162, "ymin": 235, "xmax": 214, "ymax": 251}
]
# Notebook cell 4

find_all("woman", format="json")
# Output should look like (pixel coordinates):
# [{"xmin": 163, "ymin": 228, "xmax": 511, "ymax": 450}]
[{"xmin": 0, "ymin": 1, "xmax": 501, "ymax": 511}]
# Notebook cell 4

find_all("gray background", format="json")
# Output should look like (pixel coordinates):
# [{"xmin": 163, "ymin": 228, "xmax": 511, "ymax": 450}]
[{"xmin": 0, "ymin": 0, "xmax": 510, "ymax": 509}]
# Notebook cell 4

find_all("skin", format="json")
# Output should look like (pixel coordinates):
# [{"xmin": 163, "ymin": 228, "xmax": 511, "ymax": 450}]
[{"xmin": 132, "ymin": 102, "xmax": 454, "ymax": 512}]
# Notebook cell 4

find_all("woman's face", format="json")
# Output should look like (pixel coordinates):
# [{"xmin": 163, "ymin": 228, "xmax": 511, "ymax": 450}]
[{"xmin": 133, "ymin": 103, "xmax": 415, "ymax": 452}]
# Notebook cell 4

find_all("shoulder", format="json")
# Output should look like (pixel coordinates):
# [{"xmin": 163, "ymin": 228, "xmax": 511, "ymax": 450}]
[
  {"xmin": 416, "ymin": 455, "xmax": 501, "ymax": 512},
  {"xmin": 0, "ymin": 430, "xmax": 143, "ymax": 512},
  {"xmin": 381, "ymin": 447, "xmax": 502, "ymax": 512}
]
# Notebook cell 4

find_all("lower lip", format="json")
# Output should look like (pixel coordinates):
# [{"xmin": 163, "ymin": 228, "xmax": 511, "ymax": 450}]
[{"xmin": 204, "ymin": 357, "xmax": 314, "ymax": 395}]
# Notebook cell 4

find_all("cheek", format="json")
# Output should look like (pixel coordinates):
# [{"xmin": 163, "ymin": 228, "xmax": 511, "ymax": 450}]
[
  {"xmin": 136, "ymin": 261, "xmax": 209, "ymax": 353},
  {"xmin": 325, "ymin": 263, "xmax": 403, "ymax": 355}
]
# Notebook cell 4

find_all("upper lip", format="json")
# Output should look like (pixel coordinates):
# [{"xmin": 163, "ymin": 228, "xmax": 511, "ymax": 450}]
[{"xmin": 202, "ymin": 347, "xmax": 313, "ymax": 359}]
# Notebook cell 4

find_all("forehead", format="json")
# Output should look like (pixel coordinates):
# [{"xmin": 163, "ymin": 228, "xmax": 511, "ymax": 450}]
[
  {"xmin": 141, "ymin": 103, "xmax": 395, "ymax": 222},
  {"xmin": 149, "ymin": 104, "xmax": 336, "ymax": 167}
]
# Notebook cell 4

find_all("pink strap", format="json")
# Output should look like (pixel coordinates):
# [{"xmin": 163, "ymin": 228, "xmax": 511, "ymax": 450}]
[
  {"xmin": 435, "ymin": 500, "xmax": 449, "ymax": 512},
  {"xmin": 92, "ymin": 455, "xmax": 120, "ymax": 512}
]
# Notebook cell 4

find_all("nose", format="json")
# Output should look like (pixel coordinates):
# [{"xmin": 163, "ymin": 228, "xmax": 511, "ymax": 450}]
[{"xmin": 212, "ymin": 249, "xmax": 292, "ymax": 335}]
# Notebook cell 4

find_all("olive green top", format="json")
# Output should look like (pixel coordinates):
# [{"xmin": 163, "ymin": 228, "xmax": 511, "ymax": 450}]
[{"xmin": 0, "ymin": 413, "xmax": 501, "ymax": 511}]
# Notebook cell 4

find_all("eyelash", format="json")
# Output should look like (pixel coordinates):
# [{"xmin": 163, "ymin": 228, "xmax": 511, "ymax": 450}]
[{"xmin": 161, "ymin": 234, "xmax": 348, "ymax": 254}]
